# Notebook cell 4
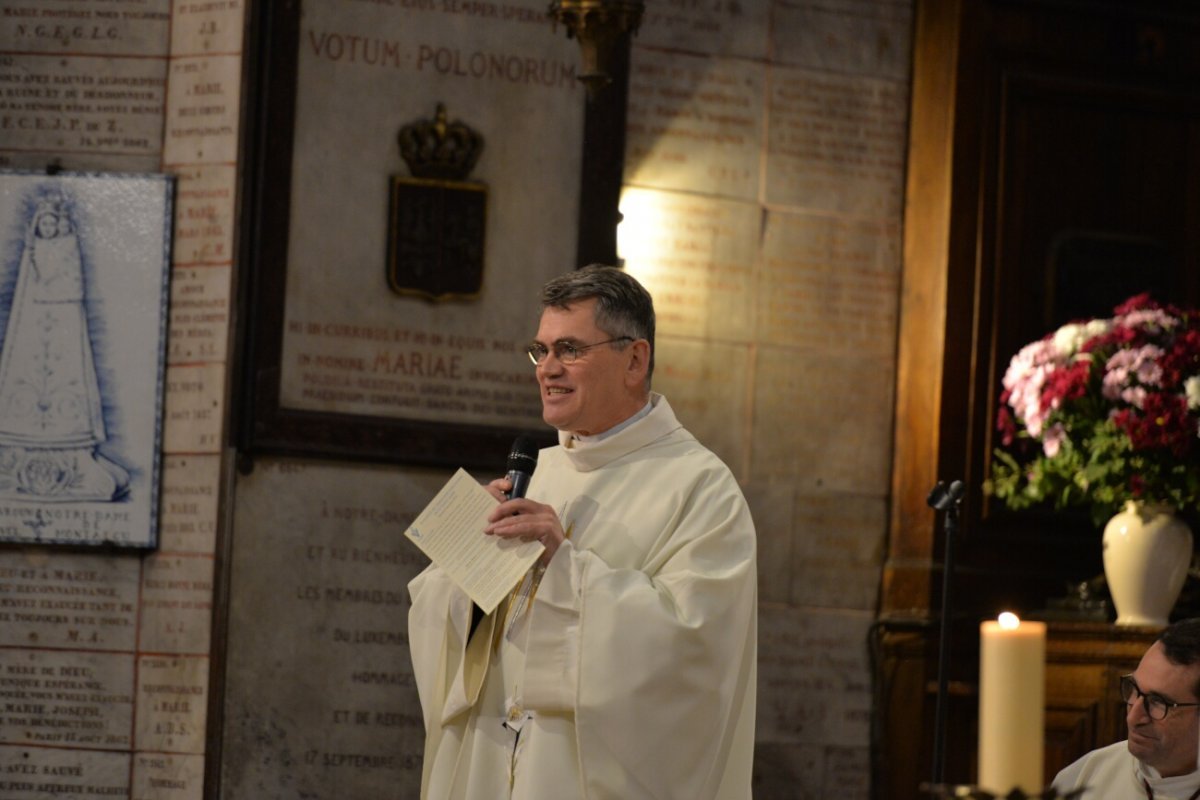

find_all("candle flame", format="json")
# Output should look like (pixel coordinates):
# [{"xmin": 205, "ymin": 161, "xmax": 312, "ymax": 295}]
[{"xmin": 998, "ymin": 611, "xmax": 1020, "ymax": 630}]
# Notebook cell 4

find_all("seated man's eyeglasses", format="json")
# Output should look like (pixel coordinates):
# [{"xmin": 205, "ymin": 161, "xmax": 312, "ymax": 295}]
[
  {"xmin": 526, "ymin": 337, "xmax": 633, "ymax": 366},
  {"xmin": 1120, "ymin": 674, "xmax": 1200, "ymax": 720}
]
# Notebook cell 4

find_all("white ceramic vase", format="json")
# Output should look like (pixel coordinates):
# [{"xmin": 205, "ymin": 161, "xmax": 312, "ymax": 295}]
[{"xmin": 1102, "ymin": 501, "xmax": 1193, "ymax": 626}]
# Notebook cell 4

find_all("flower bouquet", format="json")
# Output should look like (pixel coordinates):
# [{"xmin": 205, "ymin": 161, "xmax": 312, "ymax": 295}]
[{"xmin": 987, "ymin": 293, "xmax": 1200, "ymax": 527}]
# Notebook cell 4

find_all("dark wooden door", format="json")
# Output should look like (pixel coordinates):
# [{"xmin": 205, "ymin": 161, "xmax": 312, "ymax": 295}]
[{"xmin": 881, "ymin": 1, "xmax": 1200, "ymax": 796}]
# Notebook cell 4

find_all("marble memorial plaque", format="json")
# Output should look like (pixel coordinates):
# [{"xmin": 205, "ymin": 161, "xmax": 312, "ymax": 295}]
[
  {"xmin": 0, "ymin": 552, "xmax": 139, "ymax": 650},
  {"xmin": 170, "ymin": 163, "xmax": 236, "ymax": 265},
  {"xmin": 0, "ymin": 53, "xmax": 167, "ymax": 167},
  {"xmin": 626, "ymin": 50, "xmax": 763, "ymax": 200},
  {"xmin": 636, "ymin": 0, "xmax": 768, "ymax": 59},
  {"xmin": 0, "ymin": 649, "xmax": 134, "ymax": 750},
  {"xmin": 751, "ymin": 347, "xmax": 893, "ymax": 492},
  {"xmin": 756, "ymin": 606, "xmax": 873, "ymax": 747},
  {"xmin": 132, "ymin": 752, "xmax": 205, "ymax": 800},
  {"xmin": 790, "ymin": 494, "xmax": 886, "ymax": 611},
  {"xmin": 168, "ymin": 265, "xmax": 231, "ymax": 364},
  {"xmin": 765, "ymin": 67, "xmax": 908, "ymax": 219},
  {"xmin": 162, "ymin": 54, "xmax": 241, "ymax": 165},
  {"xmin": 0, "ymin": 748, "xmax": 129, "ymax": 799},
  {"xmin": 653, "ymin": 337, "xmax": 749, "ymax": 477},
  {"xmin": 171, "ymin": 0, "xmax": 245, "ymax": 56},
  {"xmin": 0, "ymin": 0, "xmax": 170, "ymax": 56},
  {"xmin": 157, "ymin": 455, "xmax": 221, "ymax": 555},
  {"xmin": 162, "ymin": 362, "xmax": 225, "ymax": 454},
  {"xmin": 621, "ymin": 188, "xmax": 759, "ymax": 342},
  {"xmin": 758, "ymin": 211, "xmax": 900, "ymax": 354},
  {"xmin": 135, "ymin": 655, "xmax": 208, "ymax": 753},
  {"xmin": 0, "ymin": 0, "xmax": 169, "ymax": 168},
  {"xmin": 223, "ymin": 459, "xmax": 446, "ymax": 798},
  {"xmin": 278, "ymin": 0, "xmax": 584, "ymax": 428},
  {"xmin": 773, "ymin": 0, "xmax": 912, "ymax": 81},
  {"xmin": 139, "ymin": 555, "xmax": 214, "ymax": 654}
]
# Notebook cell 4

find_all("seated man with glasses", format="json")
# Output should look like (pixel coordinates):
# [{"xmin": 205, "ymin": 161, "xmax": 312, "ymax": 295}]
[
  {"xmin": 1053, "ymin": 617, "xmax": 1200, "ymax": 799},
  {"xmin": 408, "ymin": 264, "xmax": 758, "ymax": 800}
]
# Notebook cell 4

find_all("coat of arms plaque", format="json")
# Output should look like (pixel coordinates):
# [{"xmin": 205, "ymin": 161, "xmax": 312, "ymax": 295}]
[{"xmin": 388, "ymin": 104, "xmax": 487, "ymax": 301}]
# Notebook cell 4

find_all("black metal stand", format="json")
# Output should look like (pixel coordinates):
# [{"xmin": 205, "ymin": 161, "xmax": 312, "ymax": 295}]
[{"xmin": 927, "ymin": 479, "xmax": 965, "ymax": 787}]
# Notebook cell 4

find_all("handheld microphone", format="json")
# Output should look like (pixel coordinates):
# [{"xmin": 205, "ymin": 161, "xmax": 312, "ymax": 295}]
[{"xmin": 505, "ymin": 436, "xmax": 538, "ymax": 500}]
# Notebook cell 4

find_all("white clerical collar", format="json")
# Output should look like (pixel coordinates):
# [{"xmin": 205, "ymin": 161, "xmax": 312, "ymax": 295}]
[
  {"xmin": 1137, "ymin": 758, "xmax": 1200, "ymax": 799},
  {"xmin": 568, "ymin": 398, "xmax": 654, "ymax": 445}
]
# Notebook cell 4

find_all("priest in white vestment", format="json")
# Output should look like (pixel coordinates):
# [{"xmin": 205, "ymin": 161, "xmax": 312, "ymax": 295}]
[
  {"xmin": 408, "ymin": 265, "xmax": 757, "ymax": 799},
  {"xmin": 1053, "ymin": 618, "xmax": 1200, "ymax": 800}
]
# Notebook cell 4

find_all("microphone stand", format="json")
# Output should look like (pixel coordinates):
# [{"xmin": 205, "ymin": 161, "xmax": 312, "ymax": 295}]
[{"xmin": 927, "ymin": 479, "xmax": 964, "ymax": 788}]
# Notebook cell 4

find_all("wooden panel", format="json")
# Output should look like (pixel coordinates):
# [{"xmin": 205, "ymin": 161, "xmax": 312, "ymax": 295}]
[
  {"xmin": 877, "ymin": 621, "xmax": 1156, "ymax": 800},
  {"xmin": 886, "ymin": 0, "xmax": 1200, "ymax": 618}
]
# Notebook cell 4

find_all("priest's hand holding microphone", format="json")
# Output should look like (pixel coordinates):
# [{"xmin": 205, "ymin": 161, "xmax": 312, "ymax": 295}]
[{"xmin": 483, "ymin": 435, "xmax": 564, "ymax": 566}]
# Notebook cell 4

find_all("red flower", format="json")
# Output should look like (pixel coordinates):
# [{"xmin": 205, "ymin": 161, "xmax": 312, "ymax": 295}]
[
  {"xmin": 1114, "ymin": 293, "xmax": 1160, "ymax": 315},
  {"xmin": 996, "ymin": 402, "xmax": 1017, "ymax": 446},
  {"xmin": 1081, "ymin": 325, "xmax": 1141, "ymax": 353},
  {"xmin": 1159, "ymin": 328, "xmax": 1200, "ymax": 387},
  {"xmin": 1038, "ymin": 359, "xmax": 1091, "ymax": 413},
  {"xmin": 1113, "ymin": 392, "xmax": 1194, "ymax": 457}
]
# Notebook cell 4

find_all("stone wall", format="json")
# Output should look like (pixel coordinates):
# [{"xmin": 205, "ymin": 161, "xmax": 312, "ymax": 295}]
[
  {"xmin": 0, "ymin": 0, "xmax": 913, "ymax": 797},
  {"xmin": 0, "ymin": 0, "xmax": 242, "ymax": 797}
]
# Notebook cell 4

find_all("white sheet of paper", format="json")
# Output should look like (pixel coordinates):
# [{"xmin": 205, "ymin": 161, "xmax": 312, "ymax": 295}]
[{"xmin": 404, "ymin": 468, "xmax": 544, "ymax": 614}]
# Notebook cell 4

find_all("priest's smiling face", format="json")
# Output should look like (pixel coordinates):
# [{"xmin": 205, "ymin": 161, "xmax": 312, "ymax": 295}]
[
  {"xmin": 1125, "ymin": 641, "xmax": 1200, "ymax": 777},
  {"xmin": 533, "ymin": 298, "xmax": 647, "ymax": 437}
]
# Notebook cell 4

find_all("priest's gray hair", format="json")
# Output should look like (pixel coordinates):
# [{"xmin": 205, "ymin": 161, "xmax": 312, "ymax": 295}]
[{"xmin": 540, "ymin": 264, "xmax": 656, "ymax": 385}]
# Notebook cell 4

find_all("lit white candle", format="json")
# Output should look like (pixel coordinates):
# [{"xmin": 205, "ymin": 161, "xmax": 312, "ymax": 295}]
[{"xmin": 978, "ymin": 612, "xmax": 1046, "ymax": 793}]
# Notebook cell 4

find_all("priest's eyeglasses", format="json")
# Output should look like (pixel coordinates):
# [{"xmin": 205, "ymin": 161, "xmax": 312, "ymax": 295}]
[
  {"xmin": 1120, "ymin": 675, "xmax": 1200, "ymax": 720},
  {"xmin": 526, "ymin": 337, "xmax": 633, "ymax": 366}
]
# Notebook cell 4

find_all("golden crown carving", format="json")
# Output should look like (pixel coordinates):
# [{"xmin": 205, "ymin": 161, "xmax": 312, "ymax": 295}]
[{"xmin": 397, "ymin": 104, "xmax": 484, "ymax": 181}]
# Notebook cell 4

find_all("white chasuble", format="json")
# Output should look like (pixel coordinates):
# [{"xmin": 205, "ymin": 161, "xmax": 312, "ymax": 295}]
[{"xmin": 409, "ymin": 395, "xmax": 757, "ymax": 799}]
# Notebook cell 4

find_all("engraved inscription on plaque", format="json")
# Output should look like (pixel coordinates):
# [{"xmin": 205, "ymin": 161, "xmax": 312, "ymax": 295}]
[
  {"xmin": 162, "ymin": 363, "xmax": 225, "ymax": 454},
  {"xmin": 132, "ymin": 751, "xmax": 204, "ymax": 800},
  {"xmin": 758, "ymin": 211, "xmax": 900, "ymax": 355},
  {"xmin": 168, "ymin": 265, "xmax": 231, "ymax": 364},
  {"xmin": 636, "ymin": 0, "xmax": 769, "ymax": 59},
  {"xmin": 773, "ymin": 0, "xmax": 912, "ymax": 80},
  {"xmin": 135, "ymin": 655, "xmax": 208, "ymax": 753},
  {"xmin": 171, "ymin": 164, "xmax": 236, "ymax": 265},
  {"xmin": 0, "ymin": 749, "xmax": 129, "ymax": 800},
  {"xmin": 224, "ymin": 460, "xmax": 445, "ymax": 798},
  {"xmin": 626, "ymin": 50, "xmax": 763, "ymax": 201},
  {"xmin": 0, "ymin": 649, "xmax": 134, "ymax": 750},
  {"xmin": 163, "ymin": 54, "xmax": 241, "ymax": 164},
  {"xmin": 766, "ymin": 68, "xmax": 908, "ymax": 219},
  {"xmin": 139, "ymin": 555, "xmax": 214, "ymax": 654},
  {"xmin": 757, "ymin": 607, "xmax": 873, "ymax": 747},
  {"xmin": 0, "ymin": 554, "xmax": 140, "ymax": 650},
  {"xmin": 157, "ymin": 455, "xmax": 221, "ymax": 555},
  {"xmin": 621, "ymin": 187, "xmax": 758, "ymax": 343}
]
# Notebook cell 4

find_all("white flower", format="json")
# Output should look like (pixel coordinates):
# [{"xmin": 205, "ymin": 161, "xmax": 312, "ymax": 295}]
[
  {"xmin": 1186, "ymin": 375, "xmax": 1200, "ymax": 411},
  {"xmin": 1052, "ymin": 319, "xmax": 1111, "ymax": 356}
]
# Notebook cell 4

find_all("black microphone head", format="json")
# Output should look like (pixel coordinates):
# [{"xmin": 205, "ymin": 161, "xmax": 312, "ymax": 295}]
[{"xmin": 507, "ymin": 435, "xmax": 538, "ymax": 475}]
